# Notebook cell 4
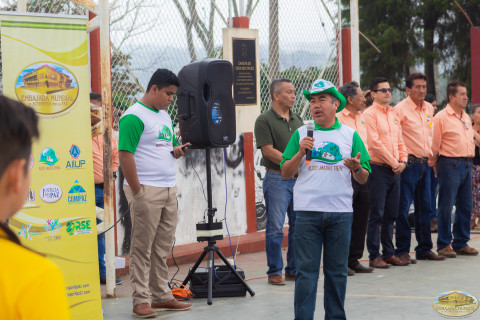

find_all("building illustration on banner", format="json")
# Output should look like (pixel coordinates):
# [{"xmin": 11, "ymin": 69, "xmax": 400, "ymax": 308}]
[{"xmin": 15, "ymin": 62, "xmax": 79, "ymax": 114}]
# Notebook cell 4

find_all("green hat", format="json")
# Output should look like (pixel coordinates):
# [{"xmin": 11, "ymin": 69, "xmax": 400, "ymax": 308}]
[{"xmin": 303, "ymin": 79, "xmax": 347, "ymax": 113}]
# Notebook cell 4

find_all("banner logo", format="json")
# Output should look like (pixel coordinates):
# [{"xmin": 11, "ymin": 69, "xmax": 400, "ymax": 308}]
[
  {"xmin": 433, "ymin": 291, "xmax": 478, "ymax": 317},
  {"xmin": 23, "ymin": 188, "xmax": 40, "ymax": 209},
  {"xmin": 15, "ymin": 62, "xmax": 79, "ymax": 115},
  {"xmin": 39, "ymin": 147, "xmax": 59, "ymax": 166},
  {"xmin": 44, "ymin": 218, "xmax": 61, "ymax": 236},
  {"xmin": 68, "ymin": 180, "xmax": 87, "ymax": 204},
  {"xmin": 66, "ymin": 219, "xmax": 92, "ymax": 235},
  {"xmin": 66, "ymin": 144, "xmax": 85, "ymax": 169},
  {"xmin": 18, "ymin": 224, "xmax": 32, "ymax": 240},
  {"xmin": 39, "ymin": 183, "xmax": 62, "ymax": 203}
]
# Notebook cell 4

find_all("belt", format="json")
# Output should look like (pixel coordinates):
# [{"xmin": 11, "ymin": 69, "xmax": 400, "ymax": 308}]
[
  {"xmin": 369, "ymin": 161, "xmax": 392, "ymax": 169},
  {"xmin": 95, "ymin": 183, "xmax": 104, "ymax": 189},
  {"xmin": 267, "ymin": 168, "xmax": 298, "ymax": 179},
  {"xmin": 267, "ymin": 168, "xmax": 282, "ymax": 174},
  {"xmin": 408, "ymin": 155, "xmax": 429, "ymax": 164},
  {"xmin": 439, "ymin": 155, "xmax": 473, "ymax": 162}
]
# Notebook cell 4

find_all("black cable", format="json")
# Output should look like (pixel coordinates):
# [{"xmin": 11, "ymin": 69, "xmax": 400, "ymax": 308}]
[
  {"xmin": 97, "ymin": 209, "xmax": 129, "ymax": 236},
  {"xmin": 168, "ymin": 236, "xmax": 181, "ymax": 288},
  {"xmin": 187, "ymin": 152, "xmax": 208, "ymax": 203}
]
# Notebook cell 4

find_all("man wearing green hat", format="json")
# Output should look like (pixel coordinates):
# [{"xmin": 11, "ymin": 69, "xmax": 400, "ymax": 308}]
[{"xmin": 281, "ymin": 79, "xmax": 370, "ymax": 320}]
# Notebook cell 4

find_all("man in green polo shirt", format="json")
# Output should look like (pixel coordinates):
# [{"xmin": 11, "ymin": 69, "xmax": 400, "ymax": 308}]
[{"xmin": 254, "ymin": 78, "xmax": 304, "ymax": 285}]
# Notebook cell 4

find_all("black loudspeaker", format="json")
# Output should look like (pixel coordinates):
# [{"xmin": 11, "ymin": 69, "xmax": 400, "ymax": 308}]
[{"xmin": 177, "ymin": 59, "xmax": 236, "ymax": 148}]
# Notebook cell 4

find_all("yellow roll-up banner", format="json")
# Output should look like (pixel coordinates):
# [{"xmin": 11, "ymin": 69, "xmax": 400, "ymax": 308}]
[{"xmin": 1, "ymin": 13, "xmax": 102, "ymax": 320}]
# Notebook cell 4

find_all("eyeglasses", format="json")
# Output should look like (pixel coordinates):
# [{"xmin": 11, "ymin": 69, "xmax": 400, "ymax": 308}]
[
  {"xmin": 374, "ymin": 88, "xmax": 393, "ymax": 93},
  {"xmin": 458, "ymin": 116, "xmax": 469, "ymax": 130}
]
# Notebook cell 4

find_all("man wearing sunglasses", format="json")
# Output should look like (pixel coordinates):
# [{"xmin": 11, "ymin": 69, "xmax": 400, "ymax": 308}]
[
  {"xmin": 363, "ymin": 77, "xmax": 409, "ymax": 268},
  {"xmin": 393, "ymin": 73, "xmax": 445, "ymax": 263},
  {"xmin": 429, "ymin": 81, "xmax": 478, "ymax": 257}
]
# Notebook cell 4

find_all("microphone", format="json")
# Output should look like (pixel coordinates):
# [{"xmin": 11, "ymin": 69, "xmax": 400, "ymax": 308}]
[{"xmin": 306, "ymin": 122, "xmax": 314, "ymax": 165}]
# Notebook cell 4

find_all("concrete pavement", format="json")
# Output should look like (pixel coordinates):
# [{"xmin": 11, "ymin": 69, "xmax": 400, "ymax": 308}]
[{"xmin": 101, "ymin": 232, "xmax": 480, "ymax": 320}]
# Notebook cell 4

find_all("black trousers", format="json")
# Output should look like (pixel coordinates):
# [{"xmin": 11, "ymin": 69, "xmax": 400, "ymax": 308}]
[{"xmin": 348, "ymin": 175, "xmax": 370, "ymax": 268}]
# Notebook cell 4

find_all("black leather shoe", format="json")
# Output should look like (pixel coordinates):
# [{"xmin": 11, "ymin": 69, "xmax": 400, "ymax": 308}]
[
  {"xmin": 352, "ymin": 263, "xmax": 374, "ymax": 273},
  {"xmin": 416, "ymin": 251, "xmax": 446, "ymax": 261},
  {"xmin": 348, "ymin": 267, "xmax": 355, "ymax": 276}
]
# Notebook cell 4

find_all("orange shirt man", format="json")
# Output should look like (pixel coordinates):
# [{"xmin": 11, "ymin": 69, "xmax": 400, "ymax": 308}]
[
  {"xmin": 337, "ymin": 83, "xmax": 368, "ymax": 149},
  {"xmin": 429, "ymin": 81, "xmax": 478, "ymax": 257},
  {"xmin": 338, "ymin": 81, "xmax": 373, "ymax": 275},
  {"xmin": 363, "ymin": 77, "xmax": 409, "ymax": 269},
  {"xmin": 364, "ymin": 104, "xmax": 407, "ymax": 170},
  {"xmin": 393, "ymin": 73, "xmax": 444, "ymax": 262}
]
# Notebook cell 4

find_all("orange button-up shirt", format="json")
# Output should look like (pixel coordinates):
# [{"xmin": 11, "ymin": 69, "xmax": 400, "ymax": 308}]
[
  {"xmin": 92, "ymin": 134, "xmax": 119, "ymax": 184},
  {"xmin": 394, "ymin": 96, "xmax": 434, "ymax": 158},
  {"xmin": 337, "ymin": 108, "xmax": 369, "ymax": 150},
  {"xmin": 363, "ymin": 102, "xmax": 407, "ymax": 168},
  {"xmin": 429, "ymin": 104, "xmax": 475, "ymax": 168}
]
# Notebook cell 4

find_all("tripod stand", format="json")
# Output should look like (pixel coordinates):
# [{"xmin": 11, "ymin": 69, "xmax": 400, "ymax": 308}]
[{"xmin": 182, "ymin": 148, "xmax": 255, "ymax": 305}]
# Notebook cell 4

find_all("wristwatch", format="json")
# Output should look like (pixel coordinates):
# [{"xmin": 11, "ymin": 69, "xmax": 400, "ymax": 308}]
[{"xmin": 354, "ymin": 167, "xmax": 362, "ymax": 174}]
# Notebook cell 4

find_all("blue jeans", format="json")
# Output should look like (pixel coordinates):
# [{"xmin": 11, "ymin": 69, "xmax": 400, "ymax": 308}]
[
  {"xmin": 429, "ymin": 167, "xmax": 438, "ymax": 220},
  {"xmin": 294, "ymin": 211, "xmax": 353, "ymax": 320},
  {"xmin": 95, "ymin": 186, "xmax": 106, "ymax": 277},
  {"xmin": 436, "ymin": 157, "xmax": 472, "ymax": 250},
  {"xmin": 367, "ymin": 164, "xmax": 401, "ymax": 260},
  {"xmin": 395, "ymin": 162, "xmax": 433, "ymax": 256},
  {"xmin": 263, "ymin": 171, "xmax": 296, "ymax": 276}
]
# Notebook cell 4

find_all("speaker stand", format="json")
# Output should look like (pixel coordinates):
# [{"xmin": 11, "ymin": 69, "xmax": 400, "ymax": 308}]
[{"xmin": 182, "ymin": 149, "xmax": 255, "ymax": 305}]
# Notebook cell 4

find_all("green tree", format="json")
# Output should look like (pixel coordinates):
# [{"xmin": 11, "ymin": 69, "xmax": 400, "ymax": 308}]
[
  {"xmin": 111, "ymin": 51, "xmax": 141, "ymax": 111},
  {"xmin": 357, "ymin": 0, "xmax": 416, "ymax": 90}
]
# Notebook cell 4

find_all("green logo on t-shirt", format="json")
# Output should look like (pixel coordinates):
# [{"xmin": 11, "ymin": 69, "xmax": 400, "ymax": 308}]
[
  {"xmin": 312, "ymin": 141, "xmax": 344, "ymax": 164},
  {"xmin": 158, "ymin": 125, "xmax": 173, "ymax": 141}
]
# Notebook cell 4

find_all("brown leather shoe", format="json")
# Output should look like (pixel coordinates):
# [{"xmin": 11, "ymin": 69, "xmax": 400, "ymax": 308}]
[
  {"xmin": 268, "ymin": 274, "xmax": 285, "ymax": 285},
  {"xmin": 437, "ymin": 245, "xmax": 457, "ymax": 258},
  {"xmin": 284, "ymin": 274, "xmax": 295, "ymax": 281},
  {"xmin": 454, "ymin": 246, "xmax": 479, "ymax": 256},
  {"xmin": 352, "ymin": 263, "xmax": 374, "ymax": 273},
  {"xmin": 416, "ymin": 251, "xmax": 446, "ymax": 260},
  {"xmin": 132, "ymin": 303, "xmax": 157, "ymax": 318},
  {"xmin": 384, "ymin": 255, "xmax": 410, "ymax": 266},
  {"xmin": 151, "ymin": 299, "xmax": 192, "ymax": 311},
  {"xmin": 348, "ymin": 267, "xmax": 355, "ymax": 276},
  {"xmin": 398, "ymin": 253, "xmax": 417, "ymax": 264},
  {"xmin": 369, "ymin": 257, "xmax": 391, "ymax": 269}
]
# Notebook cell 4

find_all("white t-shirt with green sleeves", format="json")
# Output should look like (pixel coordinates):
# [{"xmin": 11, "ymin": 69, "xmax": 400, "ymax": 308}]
[
  {"xmin": 119, "ymin": 101, "xmax": 178, "ymax": 188},
  {"xmin": 281, "ymin": 118, "xmax": 371, "ymax": 212}
]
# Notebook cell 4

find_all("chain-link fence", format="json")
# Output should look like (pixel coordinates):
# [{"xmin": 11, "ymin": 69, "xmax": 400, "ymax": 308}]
[{"xmin": 0, "ymin": 0, "xmax": 342, "ymax": 124}]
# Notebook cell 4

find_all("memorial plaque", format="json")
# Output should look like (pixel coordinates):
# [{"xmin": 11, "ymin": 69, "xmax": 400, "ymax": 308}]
[{"xmin": 232, "ymin": 38, "xmax": 257, "ymax": 105}]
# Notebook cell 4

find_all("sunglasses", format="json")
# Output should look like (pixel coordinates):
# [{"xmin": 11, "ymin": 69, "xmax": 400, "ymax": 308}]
[{"xmin": 374, "ymin": 88, "xmax": 393, "ymax": 93}]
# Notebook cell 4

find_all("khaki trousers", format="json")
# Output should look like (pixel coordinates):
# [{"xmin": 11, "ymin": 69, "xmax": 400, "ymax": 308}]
[{"xmin": 124, "ymin": 184, "xmax": 177, "ymax": 305}]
